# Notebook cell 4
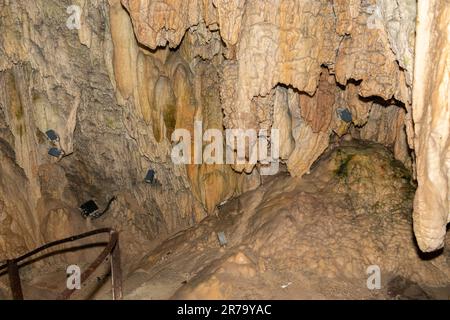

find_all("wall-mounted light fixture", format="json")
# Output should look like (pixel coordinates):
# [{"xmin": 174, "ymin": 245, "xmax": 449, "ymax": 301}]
[
  {"xmin": 217, "ymin": 231, "xmax": 228, "ymax": 247},
  {"xmin": 79, "ymin": 196, "xmax": 117, "ymax": 219},
  {"xmin": 45, "ymin": 129, "xmax": 59, "ymax": 142},
  {"xmin": 145, "ymin": 169, "xmax": 156, "ymax": 184},
  {"xmin": 79, "ymin": 200, "xmax": 99, "ymax": 218},
  {"xmin": 48, "ymin": 147, "xmax": 63, "ymax": 158},
  {"xmin": 45, "ymin": 129, "xmax": 67, "ymax": 161},
  {"xmin": 337, "ymin": 108, "xmax": 353, "ymax": 123}
]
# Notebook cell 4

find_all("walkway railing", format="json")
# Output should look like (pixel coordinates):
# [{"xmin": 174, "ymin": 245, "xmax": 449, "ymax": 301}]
[{"xmin": 0, "ymin": 228, "xmax": 122, "ymax": 300}]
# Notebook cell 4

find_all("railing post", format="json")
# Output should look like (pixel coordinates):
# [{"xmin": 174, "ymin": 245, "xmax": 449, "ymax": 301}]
[
  {"xmin": 110, "ymin": 237, "xmax": 123, "ymax": 300},
  {"xmin": 7, "ymin": 260, "xmax": 23, "ymax": 300},
  {"xmin": 1, "ymin": 228, "xmax": 121, "ymax": 300}
]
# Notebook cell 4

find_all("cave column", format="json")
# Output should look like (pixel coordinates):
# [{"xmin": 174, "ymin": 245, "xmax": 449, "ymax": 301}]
[{"xmin": 412, "ymin": 0, "xmax": 450, "ymax": 252}]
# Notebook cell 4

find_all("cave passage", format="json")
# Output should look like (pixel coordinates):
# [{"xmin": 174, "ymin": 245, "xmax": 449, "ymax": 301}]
[{"xmin": 0, "ymin": 0, "xmax": 449, "ymax": 301}]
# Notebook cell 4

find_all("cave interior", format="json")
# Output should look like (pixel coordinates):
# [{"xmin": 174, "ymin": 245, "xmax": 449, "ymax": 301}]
[{"xmin": 0, "ymin": 0, "xmax": 449, "ymax": 300}]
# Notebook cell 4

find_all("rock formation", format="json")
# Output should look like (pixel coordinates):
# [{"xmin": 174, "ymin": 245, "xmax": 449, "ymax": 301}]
[
  {"xmin": 412, "ymin": 0, "xmax": 450, "ymax": 252},
  {"xmin": 113, "ymin": 142, "xmax": 450, "ymax": 300},
  {"xmin": 0, "ymin": 0, "xmax": 448, "ymax": 299}
]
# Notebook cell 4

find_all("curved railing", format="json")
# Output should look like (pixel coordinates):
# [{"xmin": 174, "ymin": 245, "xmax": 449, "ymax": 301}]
[{"xmin": 0, "ymin": 228, "xmax": 122, "ymax": 300}]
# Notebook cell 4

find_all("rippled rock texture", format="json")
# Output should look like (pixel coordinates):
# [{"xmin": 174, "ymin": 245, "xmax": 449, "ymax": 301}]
[
  {"xmin": 0, "ymin": 0, "xmax": 448, "ymax": 283},
  {"xmin": 119, "ymin": 142, "xmax": 450, "ymax": 300}
]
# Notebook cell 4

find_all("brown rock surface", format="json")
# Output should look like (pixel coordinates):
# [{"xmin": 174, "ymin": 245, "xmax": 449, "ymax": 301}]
[
  {"xmin": 0, "ymin": 0, "xmax": 448, "ymax": 300},
  {"xmin": 117, "ymin": 142, "xmax": 450, "ymax": 300}
]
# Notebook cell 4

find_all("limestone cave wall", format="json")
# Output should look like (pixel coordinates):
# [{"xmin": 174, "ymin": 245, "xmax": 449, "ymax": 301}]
[{"xmin": 0, "ymin": 0, "xmax": 448, "ymax": 265}]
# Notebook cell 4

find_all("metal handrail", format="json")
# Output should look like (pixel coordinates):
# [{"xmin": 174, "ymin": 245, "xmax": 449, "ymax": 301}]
[{"xmin": 0, "ymin": 228, "xmax": 122, "ymax": 300}]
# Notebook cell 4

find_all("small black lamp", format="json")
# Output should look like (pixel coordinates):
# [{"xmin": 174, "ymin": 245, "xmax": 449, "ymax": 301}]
[
  {"xmin": 79, "ymin": 200, "xmax": 99, "ymax": 218},
  {"xmin": 337, "ymin": 108, "xmax": 353, "ymax": 123},
  {"xmin": 48, "ymin": 147, "xmax": 63, "ymax": 158},
  {"xmin": 45, "ymin": 129, "xmax": 60, "ymax": 142},
  {"xmin": 145, "ymin": 169, "xmax": 156, "ymax": 184}
]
